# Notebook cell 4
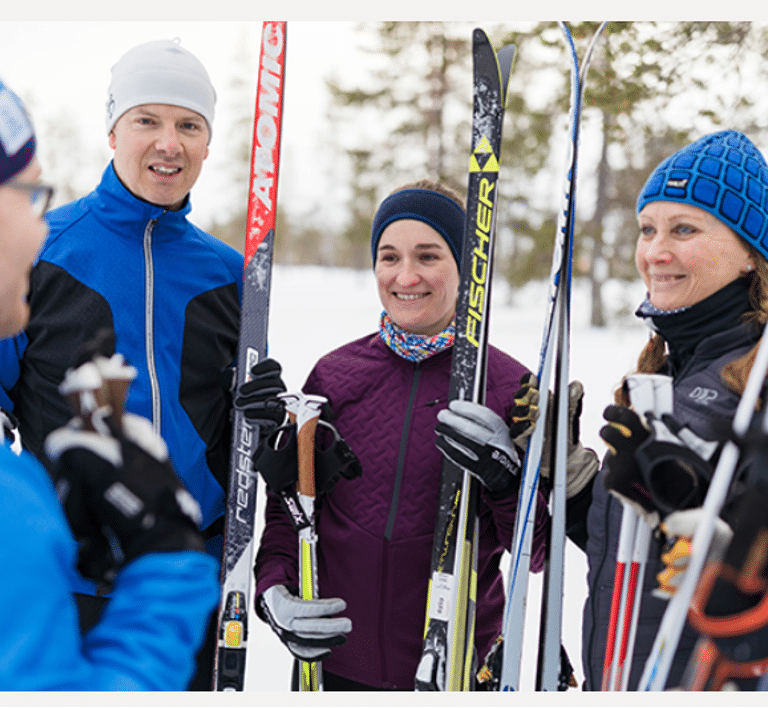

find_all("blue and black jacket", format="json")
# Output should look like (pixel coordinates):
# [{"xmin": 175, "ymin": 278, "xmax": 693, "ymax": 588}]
[{"xmin": 0, "ymin": 163, "xmax": 242, "ymax": 578}]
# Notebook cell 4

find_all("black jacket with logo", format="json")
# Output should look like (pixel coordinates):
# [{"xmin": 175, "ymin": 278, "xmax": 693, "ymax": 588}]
[{"xmin": 574, "ymin": 320, "xmax": 760, "ymax": 690}]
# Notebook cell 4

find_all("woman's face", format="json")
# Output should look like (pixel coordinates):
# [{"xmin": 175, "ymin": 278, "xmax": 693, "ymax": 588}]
[
  {"xmin": 636, "ymin": 201, "xmax": 755, "ymax": 311},
  {"xmin": 375, "ymin": 219, "xmax": 459, "ymax": 335}
]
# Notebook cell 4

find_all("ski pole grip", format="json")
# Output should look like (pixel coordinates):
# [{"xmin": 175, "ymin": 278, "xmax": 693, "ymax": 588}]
[
  {"xmin": 279, "ymin": 393, "xmax": 328, "ymax": 498},
  {"xmin": 624, "ymin": 374, "xmax": 674, "ymax": 418}
]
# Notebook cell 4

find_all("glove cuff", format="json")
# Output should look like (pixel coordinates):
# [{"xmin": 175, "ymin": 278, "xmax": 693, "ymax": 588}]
[{"xmin": 565, "ymin": 444, "xmax": 599, "ymax": 499}]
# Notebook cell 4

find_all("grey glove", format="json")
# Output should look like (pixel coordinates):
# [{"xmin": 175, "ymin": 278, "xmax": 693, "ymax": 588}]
[
  {"xmin": 257, "ymin": 584, "xmax": 351, "ymax": 662},
  {"xmin": 539, "ymin": 380, "xmax": 599, "ymax": 499},
  {"xmin": 435, "ymin": 400, "xmax": 521, "ymax": 498}
]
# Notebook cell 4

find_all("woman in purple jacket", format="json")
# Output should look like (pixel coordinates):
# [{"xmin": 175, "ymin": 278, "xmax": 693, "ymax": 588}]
[{"xmin": 253, "ymin": 181, "xmax": 552, "ymax": 690}]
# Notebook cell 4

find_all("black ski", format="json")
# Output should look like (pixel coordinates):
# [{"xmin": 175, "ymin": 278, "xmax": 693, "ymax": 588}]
[
  {"xmin": 213, "ymin": 21, "xmax": 286, "ymax": 692},
  {"xmin": 414, "ymin": 28, "xmax": 515, "ymax": 692}
]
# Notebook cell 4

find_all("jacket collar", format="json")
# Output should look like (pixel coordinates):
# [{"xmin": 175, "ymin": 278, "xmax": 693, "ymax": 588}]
[
  {"xmin": 91, "ymin": 162, "xmax": 193, "ymax": 241},
  {"xmin": 666, "ymin": 320, "xmax": 760, "ymax": 379}
]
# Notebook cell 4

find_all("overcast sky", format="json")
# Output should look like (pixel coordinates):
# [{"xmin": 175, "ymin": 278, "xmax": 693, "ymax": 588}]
[
  {"xmin": 4, "ymin": 7, "xmax": 768, "ymax": 234},
  {"xmin": 0, "ymin": 20, "xmax": 368, "ymax": 231}
]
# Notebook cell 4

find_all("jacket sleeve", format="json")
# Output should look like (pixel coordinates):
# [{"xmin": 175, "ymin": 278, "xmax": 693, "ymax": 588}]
[
  {"xmin": 254, "ymin": 491, "xmax": 300, "ymax": 601},
  {"xmin": 483, "ymin": 487, "xmax": 550, "ymax": 573},
  {"xmin": 0, "ymin": 451, "xmax": 220, "ymax": 691},
  {"xmin": 0, "ymin": 331, "xmax": 26, "ymax": 410}
]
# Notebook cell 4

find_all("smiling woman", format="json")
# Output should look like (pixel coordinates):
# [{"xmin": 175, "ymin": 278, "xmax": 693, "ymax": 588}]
[
  {"xmin": 635, "ymin": 202, "xmax": 754, "ymax": 314},
  {"xmin": 569, "ymin": 130, "xmax": 768, "ymax": 691},
  {"xmin": 251, "ymin": 179, "xmax": 550, "ymax": 690}
]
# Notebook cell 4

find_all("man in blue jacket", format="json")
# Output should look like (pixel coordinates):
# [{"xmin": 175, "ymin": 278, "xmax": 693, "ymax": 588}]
[
  {"xmin": 0, "ymin": 75, "xmax": 219, "ymax": 691},
  {"xmin": 0, "ymin": 39, "xmax": 243, "ymax": 689}
]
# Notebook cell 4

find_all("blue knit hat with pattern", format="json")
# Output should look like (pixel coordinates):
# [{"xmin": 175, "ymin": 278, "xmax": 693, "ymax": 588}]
[
  {"xmin": 0, "ymin": 79, "xmax": 35, "ymax": 185},
  {"xmin": 637, "ymin": 130, "xmax": 768, "ymax": 260}
]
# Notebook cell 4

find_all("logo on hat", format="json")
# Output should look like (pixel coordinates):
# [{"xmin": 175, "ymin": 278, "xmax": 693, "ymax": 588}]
[{"xmin": 666, "ymin": 178, "xmax": 689, "ymax": 189}]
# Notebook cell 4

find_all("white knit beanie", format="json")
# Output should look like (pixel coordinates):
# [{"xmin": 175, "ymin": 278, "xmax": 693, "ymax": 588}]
[{"xmin": 105, "ymin": 39, "xmax": 216, "ymax": 140}]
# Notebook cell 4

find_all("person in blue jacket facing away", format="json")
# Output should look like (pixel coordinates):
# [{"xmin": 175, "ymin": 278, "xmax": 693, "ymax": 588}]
[
  {"xmin": 0, "ymin": 40, "xmax": 243, "ymax": 688},
  {"xmin": 0, "ymin": 76, "xmax": 219, "ymax": 690}
]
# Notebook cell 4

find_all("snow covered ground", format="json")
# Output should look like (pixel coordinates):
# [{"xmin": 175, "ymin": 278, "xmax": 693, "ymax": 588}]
[{"xmin": 243, "ymin": 264, "xmax": 651, "ymax": 692}]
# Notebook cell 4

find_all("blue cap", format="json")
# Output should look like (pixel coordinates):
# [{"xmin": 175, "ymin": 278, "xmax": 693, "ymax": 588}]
[
  {"xmin": 370, "ymin": 188, "xmax": 465, "ymax": 268},
  {"xmin": 637, "ymin": 130, "xmax": 768, "ymax": 260},
  {"xmin": 0, "ymin": 79, "xmax": 36, "ymax": 185}
]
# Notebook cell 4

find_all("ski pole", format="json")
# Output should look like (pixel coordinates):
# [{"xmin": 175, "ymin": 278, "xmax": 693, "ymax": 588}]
[
  {"xmin": 602, "ymin": 506, "xmax": 638, "ymax": 690},
  {"xmin": 602, "ymin": 374, "xmax": 672, "ymax": 690},
  {"xmin": 639, "ymin": 326, "xmax": 768, "ymax": 690},
  {"xmin": 618, "ymin": 521, "xmax": 652, "ymax": 691},
  {"xmin": 280, "ymin": 392, "xmax": 328, "ymax": 692}
]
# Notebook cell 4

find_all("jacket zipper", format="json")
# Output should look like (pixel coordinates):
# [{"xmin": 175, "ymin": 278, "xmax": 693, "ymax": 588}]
[
  {"xmin": 143, "ymin": 218, "xmax": 161, "ymax": 434},
  {"xmin": 384, "ymin": 364, "xmax": 421, "ymax": 541},
  {"xmin": 380, "ymin": 363, "xmax": 421, "ymax": 687}
]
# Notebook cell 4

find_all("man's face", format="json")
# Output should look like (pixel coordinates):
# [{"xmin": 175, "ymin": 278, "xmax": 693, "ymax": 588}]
[
  {"xmin": 0, "ymin": 158, "xmax": 47, "ymax": 337},
  {"xmin": 109, "ymin": 104, "xmax": 210, "ymax": 210}
]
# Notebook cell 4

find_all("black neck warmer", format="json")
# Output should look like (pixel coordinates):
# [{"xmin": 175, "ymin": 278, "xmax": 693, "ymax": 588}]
[{"xmin": 635, "ymin": 277, "xmax": 752, "ymax": 375}]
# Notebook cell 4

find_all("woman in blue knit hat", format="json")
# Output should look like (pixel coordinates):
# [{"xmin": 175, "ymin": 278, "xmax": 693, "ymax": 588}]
[
  {"xmin": 250, "ymin": 180, "xmax": 567, "ymax": 690},
  {"xmin": 571, "ymin": 130, "xmax": 768, "ymax": 690}
]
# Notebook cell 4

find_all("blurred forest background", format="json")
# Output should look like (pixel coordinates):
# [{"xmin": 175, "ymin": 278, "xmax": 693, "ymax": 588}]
[{"xmin": 27, "ymin": 21, "xmax": 768, "ymax": 327}]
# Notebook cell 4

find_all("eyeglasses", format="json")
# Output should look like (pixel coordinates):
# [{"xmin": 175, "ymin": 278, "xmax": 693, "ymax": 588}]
[{"xmin": 5, "ymin": 180, "xmax": 55, "ymax": 218}]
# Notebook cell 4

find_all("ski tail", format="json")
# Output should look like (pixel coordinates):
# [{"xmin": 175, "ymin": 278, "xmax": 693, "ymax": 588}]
[
  {"xmin": 414, "ymin": 28, "xmax": 515, "ymax": 692},
  {"xmin": 213, "ymin": 21, "xmax": 286, "ymax": 692}
]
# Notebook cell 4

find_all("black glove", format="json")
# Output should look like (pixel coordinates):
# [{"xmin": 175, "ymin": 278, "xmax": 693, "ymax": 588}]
[
  {"xmin": 538, "ymin": 380, "xmax": 600, "ymax": 499},
  {"xmin": 234, "ymin": 358, "xmax": 288, "ymax": 432},
  {"xmin": 600, "ymin": 404, "xmax": 659, "ymax": 526},
  {"xmin": 635, "ymin": 412, "xmax": 719, "ymax": 517},
  {"xmin": 508, "ymin": 373, "xmax": 540, "ymax": 445},
  {"xmin": 435, "ymin": 400, "xmax": 521, "ymax": 499},
  {"xmin": 46, "ymin": 404, "xmax": 205, "ymax": 584},
  {"xmin": 257, "ymin": 584, "xmax": 351, "ymax": 662},
  {"xmin": 255, "ymin": 419, "xmax": 362, "ymax": 498}
]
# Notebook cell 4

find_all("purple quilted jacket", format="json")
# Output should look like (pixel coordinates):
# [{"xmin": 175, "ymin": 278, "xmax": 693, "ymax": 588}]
[{"xmin": 255, "ymin": 332, "xmax": 549, "ymax": 689}]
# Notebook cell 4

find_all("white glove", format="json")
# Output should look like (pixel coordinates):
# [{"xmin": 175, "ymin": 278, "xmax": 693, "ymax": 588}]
[{"xmin": 258, "ymin": 584, "xmax": 351, "ymax": 662}]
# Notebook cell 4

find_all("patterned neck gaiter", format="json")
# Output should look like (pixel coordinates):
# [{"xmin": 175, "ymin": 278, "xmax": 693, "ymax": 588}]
[{"xmin": 378, "ymin": 311, "xmax": 455, "ymax": 362}]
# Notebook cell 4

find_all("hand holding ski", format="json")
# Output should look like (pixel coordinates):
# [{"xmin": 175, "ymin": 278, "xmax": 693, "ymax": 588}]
[
  {"xmin": 214, "ymin": 20, "xmax": 286, "ymax": 692},
  {"xmin": 415, "ymin": 28, "xmax": 515, "ymax": 692},
  {"xmin": 500, "ymin": 22, "xmax": 607, "ymax": 691}
]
